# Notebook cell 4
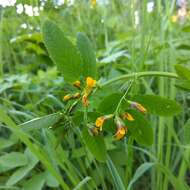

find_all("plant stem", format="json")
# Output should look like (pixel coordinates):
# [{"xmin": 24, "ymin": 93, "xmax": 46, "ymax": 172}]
[{"xmin": 99, "ymin": 71, "xmax": 178, "ymax": 88}]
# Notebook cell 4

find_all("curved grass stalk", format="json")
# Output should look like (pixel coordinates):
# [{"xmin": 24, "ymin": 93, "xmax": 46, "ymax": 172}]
[{"xmin": 99, "ymin": 71, "xmax": 178, "ymax": 88}]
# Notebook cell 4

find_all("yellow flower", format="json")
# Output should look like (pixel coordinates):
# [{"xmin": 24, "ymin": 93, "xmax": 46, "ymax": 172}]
[
  {"xmin": 130, "ymin": 101, "xmax": 147, "ymax": 113},
  {"xmin": 86, "ymin": 77, "xmax": 96, "ymax": 88},
  {"xmin": 73, "ymin": 92, "xmax": 81, "ymax": 99},
  {"xmin": 73, "ymin": 80, "xmax": 81, "ymax": 88},
  {"xmin": 95, "ymin": 117, "xmax": 105, "ymax": 131},
  {"xmin": 135, "ymin": 103, "xmax": 147, "ymax": 113},
  {"xmin": 63, "ymin": 94, "xmax": 72, "ymax": 101},
  {"xmin": 115, "ymin": 127, "xmax": 127, "ymax": 140},
  {"xmin": 171, "ymin": 15, "xmax": 178, "ymax": 23},
  {"xmin": 90, "ymin": 126, "xmax": 99, "ymax": 136},
  {"xmin": 91, "ymin": 0, "xmax": 96, "ymax": 7},
  {"xmin": 82, "ymin": 94, "xmax": 89, "ymax": 107},
  {"xmin": 122, "ymin": 112, "xmax": 134, "ymax": 121}
]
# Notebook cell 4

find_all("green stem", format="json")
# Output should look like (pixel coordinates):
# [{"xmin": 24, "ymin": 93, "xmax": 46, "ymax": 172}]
[{"xmin": 99, "ymin": 71, "xmax": 178, "ymax": 88}]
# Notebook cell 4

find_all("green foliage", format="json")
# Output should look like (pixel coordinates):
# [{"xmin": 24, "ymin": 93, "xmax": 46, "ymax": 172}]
[
  {"xmin": 1, "ymin": 1, "xmax": 190, "ymax": 190},
  {"xmin": 0, "ymin": 152, "xmax": 28, "ymax": 173},
  {"xmin": 77, "ymin": 32, "xmax": 96, "ymax": 78},
  {"xmin": 175, "ymin": 64, "xmax": 190, "ymax": 91},
  {"xmin": 82, "ymin": 127, "xmax": 107, "ymax": 162},
  {"xmin": 133, "ymin": 95, "xmax": 182, "ymax": 116},
  {"xmin": 6, "ymin": 149, "xmax": 38, "ymax": 186},
  {"xmin": 106, "ymin": 156, "xmax": 126, "ymax": 190},
  {"xmin": 98, "ymin": 93, "xmax": 122, "ymax": 114},
  {"xmin": 127, "ymin": 162, "xmax": 154, "ymax": 190},
  {"xmin": 20, "ymin": 112, "xmax": 63, "ymax": 131},
  {"xmin": 22, "ymin": 173, "xmax": 45, "ymax": 190},
  {"xmin": 42, "ymin": 20, "xmax": 83, "ymax": 82},
  {"xmin": 183, "ymin": 119, "xmax": 190, "ymax": 145},
  {"xmin": 125, "ymin": 110, "xmax": 153, "ymax": 146}
]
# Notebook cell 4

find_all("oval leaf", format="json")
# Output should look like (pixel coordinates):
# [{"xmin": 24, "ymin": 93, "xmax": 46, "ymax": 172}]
[
  {"xmin": 42, "ymin": 20, "xmax": 83, "ymax": 82},
  {"xmin": 124, "ymin": 110, "xmax": 153, "ymax": 146},
  {"xmin": 82, "ymin": 127, "xmax": 107, "ymax": 162},
  {"xmin": 0, "ymin": 152, "xmax": 28, "ymax": 173},
  {"xmin": 98, "ymin": 93, "xmax": 122, "ymax": 114},
  {"xmin": 133, "ymin": 95, "xmax": 182, "ymax": 116},
  {"xmin": 77, "ymin": 32, "xmax": 96, "ymax": 78},
  {"xmin": 20, "ymin": 112, "xmax": 62, "ymax": 131}
]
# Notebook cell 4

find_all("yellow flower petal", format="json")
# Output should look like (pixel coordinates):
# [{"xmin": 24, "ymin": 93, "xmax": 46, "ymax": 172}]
[
  {"xmin": 115, "ymin": 127, "xmax": 127, "ymax": 140},
  {"xmin": 63, "ymin": 94, "xmax": 72, "ymax": 101},
  {"xmin": 122, "ymin": 112, "xmax": 134, "ymax": 121},
  {"xmin": 86, "ymin": 77, "xmax": 96, "ymax": 88},
  {"xmin": 95, "ymin": 117, "xmax": 105, "ymax": 131},
  {"xmin": 130, "ymin": 101, "xmax": 147, "ymax": 113},
  {"xmin": 136, "ymin": 103, "xmax": 147, "ymax": 113},
  {"xmin": 73, "ymin": 92, "xmax": 81, "ymax": 99},
  {"xmin": 82, "ymin": 94, "xmax": 89, "ymax": 107},
  {"xmin": 73, "ymin": 80, "xmax": 81, "ymax": 88}
]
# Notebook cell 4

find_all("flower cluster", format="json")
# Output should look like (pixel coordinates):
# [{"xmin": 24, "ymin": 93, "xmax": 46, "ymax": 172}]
[
  {"xmin": 90, "ymin": 101, "xmax": 147, "ymax": 140},
  {"xmin": 63, "ymin": 78, "xmax": 147, "ymax": 141},
  {"xmin": 63, "ymin": 77, "xmax": 97, "ymax": 107}
]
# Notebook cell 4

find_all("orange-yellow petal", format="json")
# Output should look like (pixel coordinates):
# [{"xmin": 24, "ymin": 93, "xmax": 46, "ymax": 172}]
[
  {"xmin": 82, "ymin": 94, "xmax": 89, "ymax": 107},
  {"xmin": 95, "ymin": 117, "xmax": 105, "ymax": 131},
  {"xmin": 90, "ymin": 127, "xmax": 99, "ymax": 136},
  {"xmin": 73, "ymin": 92, "xmax": 81, "ymax": 99},
  {"xmin": 135, "ymin": 103, "xmax": 147, "ymax": 113},
  {"xmin": 86, "ymin": 77, "xmax": 96, "ymax": 88},
  {"xmin": 122, "ymin": 112, "xmax": 134, "ymax": 121},
  {"xmin": 63, "ymin": 94, "xmax": 72, "ymax": 101},
  {"xmin": 115, "ymin": 127, "xmax": 127, "ymax": 140},
  {"xmin": 73, "ymin": 80, "xmax": 81, "ymax": 88},
  {"xmin": 130, "ymin": 101, "xmax": 147, "ymax": 113}
]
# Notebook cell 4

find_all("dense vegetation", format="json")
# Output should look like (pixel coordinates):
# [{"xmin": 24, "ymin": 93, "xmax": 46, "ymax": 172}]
[{"xmin": 0, "ymin": 1, "xmax": 190, "ymax": 190}]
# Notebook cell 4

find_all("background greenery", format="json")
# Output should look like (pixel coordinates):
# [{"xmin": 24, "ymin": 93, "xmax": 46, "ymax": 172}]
[{"xmin": 0, "ymin": 0, "xmax": 190, "ymax": 189}]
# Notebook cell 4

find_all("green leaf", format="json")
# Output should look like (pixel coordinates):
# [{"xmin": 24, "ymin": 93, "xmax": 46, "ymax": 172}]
[
  {"xmin": 0, "ymin": 152, "xmax": 28, "ymax": 173},
  {"xmin": 20, "ymin": 112, "xmax": 62, "ymax": 131},
  {"xmin": 82, "ymin": 127, "xmax": 107, "ymax": 162},
  {"xmin": 98, "ymin": 93, "xmax": 122, "ymax": 114},
  {"xmin": 106, "ymin": 156, "xmax": 125, "ymax": 190},
  {"xmin": 175, "ymin": 80, "xmax": 190, "ymax": 91},
  {"xmin": 44, "ymin": 171, "xmax": 59, "ymax": 188},
  {"xmin": 127, "ymin": 162, "xmax": 154, "ymax": 190},
  {"xmin": 175, "ymin": 64, "xmax": 190, "ymax": 81},
  {"xmin": 0, "ymin": 110, "xmax": 70, "ymax": 190},
  {"xmin": 183, "ymin": 119, "xmax": 190, "ymax": 145},
  {"xmin": 6, "ymin": 149, "xmax": 38, "ymax": 186},
  {"xmin": 124, "ymin": 110, "xmax": 153, "ymax": 146},
  {"xmin": 77, "ymin": 32, "xmax": 96, "ymax": 78},
  {"xmin": 0, "ymin": 137, "xmax": 17, "ymax": 150},
  {"xmin": 175, "ymin": 64, "xmax": 190, "ymax": 91},
  {"xmin": 22, "ymin": 173, "xmax": 45, "ymax": 190},
  {"xmin": 42, "ymin": 20, "xmax": 82, "ymax": 82},
  {"xmin": 73, "ymin": 176, "xmax": 91, "ymax": 190},
  {"xmin": 133, "ymin": 95, "xmax": 182, "ymax": 116}
]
